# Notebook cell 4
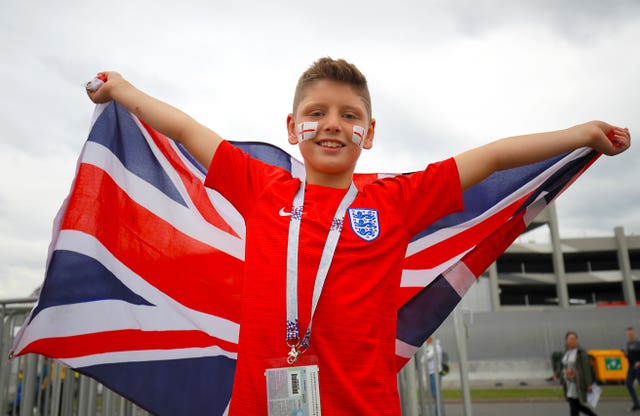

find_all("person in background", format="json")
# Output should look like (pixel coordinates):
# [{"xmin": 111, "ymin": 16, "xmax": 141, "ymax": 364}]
[
  {"xmin": 625, "ymin": 326, "xmax": 640, "ymax": 412},
  {"xmin": 422, "ymin": 337, "xmax": 445, "ymax": 416},
  {"xmin": 555, "ymin": 331, "xmax": 597, "ymax": 416}
]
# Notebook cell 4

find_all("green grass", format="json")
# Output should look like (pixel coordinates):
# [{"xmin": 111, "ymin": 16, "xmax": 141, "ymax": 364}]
[{"xmin": 440, "ymin": 385, "xmax": 629, "ymax": 401}]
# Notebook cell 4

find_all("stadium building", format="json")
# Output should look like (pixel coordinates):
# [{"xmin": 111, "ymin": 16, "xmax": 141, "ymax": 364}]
[
  {"xmin": 469, "ymin": 203, "xmax": 639, "ymax": 310},
  {"xmin": 431, "ymin": 202, "xmax": 640, "ymax": 388}
]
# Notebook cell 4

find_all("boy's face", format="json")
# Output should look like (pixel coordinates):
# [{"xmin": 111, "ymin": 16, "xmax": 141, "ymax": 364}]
[{"xmin": 287, "ymin": 79, "xmax": 375, "ymax": 183}]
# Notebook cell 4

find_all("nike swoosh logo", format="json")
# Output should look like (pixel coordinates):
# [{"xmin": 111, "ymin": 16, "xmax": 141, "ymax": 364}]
[
  {"xmin": 279, "ymin": 207, "xmax": 293, "ymax": 216},
  {"xmin": 279, "ymin": 207, "xmax": 305, "ymax": 217}
]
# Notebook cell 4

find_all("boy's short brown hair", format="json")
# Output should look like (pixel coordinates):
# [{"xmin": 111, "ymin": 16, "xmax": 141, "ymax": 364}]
[{"xmin": 293, "ymin": 57, "xmax": 372, "ymax": 120}]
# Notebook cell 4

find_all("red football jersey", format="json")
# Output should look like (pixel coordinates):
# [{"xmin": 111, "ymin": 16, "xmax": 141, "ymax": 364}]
[{"xmin": 205, "ymin": 141, "xmax": 463, "ymax": 415}]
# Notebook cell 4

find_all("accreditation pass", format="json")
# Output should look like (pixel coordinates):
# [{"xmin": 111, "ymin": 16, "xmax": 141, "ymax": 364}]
[{"xmin": 265, "ymin": 364, "xmax": 321, "ymax": 416}]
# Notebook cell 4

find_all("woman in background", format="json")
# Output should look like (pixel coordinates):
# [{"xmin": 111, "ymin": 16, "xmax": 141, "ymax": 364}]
[{"xmin": 556, "ymin": 331, "xmax": 598, "ymax": 416}]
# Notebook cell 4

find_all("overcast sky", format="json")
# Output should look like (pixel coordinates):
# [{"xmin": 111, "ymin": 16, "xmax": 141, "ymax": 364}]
[{"xmin": 1, "ymin": 0, "xmax": 638, "ymax": 299}]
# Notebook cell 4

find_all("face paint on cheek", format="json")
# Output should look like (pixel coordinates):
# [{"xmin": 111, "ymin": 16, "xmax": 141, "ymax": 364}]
[
  {"xmin": 296, "ymin": 122, "xmax": 318, "ymax": 142},
  {"xmin": 352, "ymin": 125, "xmax": 367, "ymax": 147}
]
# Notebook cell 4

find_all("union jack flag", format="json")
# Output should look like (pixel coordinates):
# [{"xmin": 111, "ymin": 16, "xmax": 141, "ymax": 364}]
[{"xmin": 10, "ymin": 101, "xmax": 600, "ymax": 415}]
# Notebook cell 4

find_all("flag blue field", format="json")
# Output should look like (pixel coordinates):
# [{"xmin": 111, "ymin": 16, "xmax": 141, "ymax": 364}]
[{"xmin": 11, "ymin": 101, "xmax": 600, "ymax": 415}]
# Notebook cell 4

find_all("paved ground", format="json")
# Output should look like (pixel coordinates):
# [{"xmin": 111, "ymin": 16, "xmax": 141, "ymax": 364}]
[{"xmin": 438, "ymin": 399, "xmax": 636, "ymax": 416}]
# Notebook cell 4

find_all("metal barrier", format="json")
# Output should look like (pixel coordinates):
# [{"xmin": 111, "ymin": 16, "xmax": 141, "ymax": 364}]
[
  {"xmin": 398, "ymin": 344, "xmax": 445, "ymax": 416},
  {"xmin": 2, "ymin": 296, "xmax": 448, "ymax": 416},
  {"xmin": 0, "ymin": 298, "xmax": 148, "ymax": 416}
]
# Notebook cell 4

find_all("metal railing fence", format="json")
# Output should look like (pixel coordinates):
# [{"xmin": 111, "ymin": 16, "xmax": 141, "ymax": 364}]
[
  {"xmin": 398, "ymin": 344, "xmax": 446, "ymax": 416},
  {"xmin": 2, "ymin": 297, "xmax": 447, "ymax": 416},
  {"xmin": 1, "ymin": 298, "xmax": 148, "ymax": 416}
]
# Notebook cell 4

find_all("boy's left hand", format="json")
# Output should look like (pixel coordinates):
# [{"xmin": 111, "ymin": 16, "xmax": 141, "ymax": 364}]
[{"xmin": 580, "ymin": 121, "xmax": 631, "ymax": 156}]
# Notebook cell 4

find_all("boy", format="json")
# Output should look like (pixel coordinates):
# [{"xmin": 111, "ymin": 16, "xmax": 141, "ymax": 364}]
[{"xmin": 87, "ymin": 57, "xmax": 630, "ymax": 415}]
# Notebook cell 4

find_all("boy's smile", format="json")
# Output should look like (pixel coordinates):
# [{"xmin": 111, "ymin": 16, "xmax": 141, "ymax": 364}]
[
  {"xmin": 287, "ymin": 79, "xmax": 376, "ymax": 188},
  {"xmin": 317, "ymin": 140, "xmax": 344, "ymax": 149}
]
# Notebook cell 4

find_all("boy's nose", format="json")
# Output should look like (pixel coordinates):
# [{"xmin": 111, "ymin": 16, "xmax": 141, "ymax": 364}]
[{"xmin": 322, "ymin": 112, "xmax": 342, "ymax": 132}]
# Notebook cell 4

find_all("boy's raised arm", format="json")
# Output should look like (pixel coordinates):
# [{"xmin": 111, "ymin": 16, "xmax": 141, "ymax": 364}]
[
  {"xmin": 87, "ymin": 72, "xmax": 222, "ymax": 168},
  {"xmin": 454, "ymin": 121, "xmax": 631, "ymax": 191}
]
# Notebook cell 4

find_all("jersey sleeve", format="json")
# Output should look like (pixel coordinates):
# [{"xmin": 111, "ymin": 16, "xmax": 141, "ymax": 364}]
[
  {"xmin": 386, "ymin": 157, "xmax": 464, "ymax": 236},
  {"xmin": 204, "ymin": 141, "xmax": 288, "ymax": 216}
]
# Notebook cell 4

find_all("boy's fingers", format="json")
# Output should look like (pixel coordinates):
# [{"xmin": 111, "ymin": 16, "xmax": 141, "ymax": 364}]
[{"xmin": 606, "ymin": 128, "xmax": 631, "ymax": 149}]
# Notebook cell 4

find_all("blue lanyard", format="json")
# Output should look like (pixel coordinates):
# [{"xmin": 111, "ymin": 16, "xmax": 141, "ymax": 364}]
[{"xmin": 285, "ymin": 181, "xmax": 358, "ymax": 364}]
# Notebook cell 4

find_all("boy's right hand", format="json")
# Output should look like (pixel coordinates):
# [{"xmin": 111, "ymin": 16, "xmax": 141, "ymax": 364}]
[
  {"xmin": 83, "ymin": 71, "xmax": 223, "ymax": 168},
  {"xmin": 86, "ymin": 71, "xmax": 125, "ymax": 104}
]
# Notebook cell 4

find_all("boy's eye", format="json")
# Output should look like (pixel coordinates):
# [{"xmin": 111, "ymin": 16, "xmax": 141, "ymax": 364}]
[
  {"xmin": 343, "ymin": 113, "xmax": 357, "ymax": 120},
  {"xmin": 309, "ymin": 111, "xmax": 323, "ymax": 117}
]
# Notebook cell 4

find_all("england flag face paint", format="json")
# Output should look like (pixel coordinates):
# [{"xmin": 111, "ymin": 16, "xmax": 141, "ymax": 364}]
[
  {"xmin": 352, "ymin": 125, "xmax": 367, "ymax": 147},
  {"xmin": 296, "ymin": 122, "xmax": 318, "ymax": 142},
  {"xmin": 296, "ymin": 121, "xmax": 367, "ymax": 147}
]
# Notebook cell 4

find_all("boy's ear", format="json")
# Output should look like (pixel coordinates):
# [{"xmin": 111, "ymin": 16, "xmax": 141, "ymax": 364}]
[
  {"xmin": 362, "ymin": 118, "xmax": 376, "ymax": 150},
  {"xmin": 286, "ymin": 113, "xmax": 298, "ymax": 145}
]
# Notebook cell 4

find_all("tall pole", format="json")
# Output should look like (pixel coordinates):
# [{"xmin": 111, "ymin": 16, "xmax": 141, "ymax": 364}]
[
  {"xmin": 453, "ymin": 306, "xmax": 472, "ymax": 416},
  {"xmin": 488, "ymin": 262, "xmax": 501, "ymax": 311},
  {"xmin": 547, "ymin": 203, "xmax": 569, "ymax": 308},
  {"xmin": 615, "ymin": 226, "xmax": 636, "ymax": 306}
]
